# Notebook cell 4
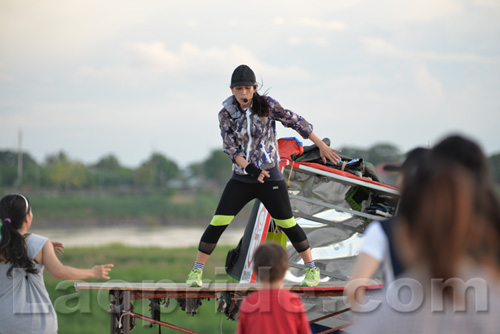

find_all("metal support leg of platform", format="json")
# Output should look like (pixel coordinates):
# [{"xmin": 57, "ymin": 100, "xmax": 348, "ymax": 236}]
[
  {"xmin": 122, "ymin": 291, "xmax": 131, "ymax": 334},
  {"xmin": 110, "ymin": 291, "xmax": 116, "ymax": 333},
  {"xmin": 110, "ymin": 290, "xmax": 132, "ymax": 334},
  {"xmin": 110, "ymin": 290, "xmax": 118, "ymax": 334}
]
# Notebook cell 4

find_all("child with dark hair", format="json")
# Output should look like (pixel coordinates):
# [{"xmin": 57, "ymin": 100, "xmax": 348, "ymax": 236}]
[
  {"xmin": 0, "ymin": 193, "xmax": 114, "ymax": 334},
  {"xmin": 237, "ymin": 242, "xmax": 311, "ymax": 334}
]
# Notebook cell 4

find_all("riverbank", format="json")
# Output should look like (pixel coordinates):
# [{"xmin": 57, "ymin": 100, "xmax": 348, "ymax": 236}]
[
  {"xmin": 44, "ymin": 244, "xmax": 238, "ymax": 334},
  {"xmin": 30, "ymin": 226, "xmax": 245, "ymax": 248}
]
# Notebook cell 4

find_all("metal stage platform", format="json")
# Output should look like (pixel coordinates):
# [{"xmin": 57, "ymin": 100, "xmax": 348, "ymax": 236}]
[{"xmin": 75, "ymin": 281, "xmax": 382, "ymax": 334}]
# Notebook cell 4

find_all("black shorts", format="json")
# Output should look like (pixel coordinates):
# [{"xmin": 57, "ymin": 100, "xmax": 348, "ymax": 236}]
[{"xmin": 214, "ymin": 179, "xmax": 293, "ymax": 220}]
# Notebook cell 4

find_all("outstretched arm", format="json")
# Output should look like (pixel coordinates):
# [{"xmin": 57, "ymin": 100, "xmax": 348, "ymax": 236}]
[
  {"xmin": 41, "ymin": 240, "xmax": 113, "ymax": 280},
  {"xmin": 345, "ymin": 252, "xmax": 381, "ymax": 310},
  {"xmin": 308, "ymin": 132, "xmax": 341, "ymax": 164}
]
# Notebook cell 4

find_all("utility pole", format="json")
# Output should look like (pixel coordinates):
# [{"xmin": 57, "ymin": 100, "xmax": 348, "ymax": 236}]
[{"xmin": 16, "ymin": 129, "xmax": 23, "ymax": 186}]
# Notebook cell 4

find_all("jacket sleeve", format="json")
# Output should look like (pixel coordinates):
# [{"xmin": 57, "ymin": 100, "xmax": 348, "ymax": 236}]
[
  {"xmin": 218, "ymin": 108, "xmax": 244, "ymax": 162},
  {"xmin": 267, "ymin": 97, "xmax": 313, "ymax": 139}
]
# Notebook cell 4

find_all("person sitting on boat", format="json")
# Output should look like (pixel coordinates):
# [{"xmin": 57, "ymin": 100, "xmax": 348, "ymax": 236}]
[{"xmin": 186, "ymin": 64, "xmax": 341, "ymax": 288}]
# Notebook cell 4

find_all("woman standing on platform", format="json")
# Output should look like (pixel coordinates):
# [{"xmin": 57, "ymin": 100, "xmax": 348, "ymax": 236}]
[
  {"xmin": 0, "ymin": 194, "xmax": 113, "ymax": 334},
  {"xmin": 186, "ymin": 64, "xmax": 341, "ymax": 287}
]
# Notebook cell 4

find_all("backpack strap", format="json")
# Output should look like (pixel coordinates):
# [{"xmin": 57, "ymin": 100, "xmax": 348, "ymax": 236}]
[{"xmin": 379, "ymin": 218, "xmax": 405, "ymax": 277}]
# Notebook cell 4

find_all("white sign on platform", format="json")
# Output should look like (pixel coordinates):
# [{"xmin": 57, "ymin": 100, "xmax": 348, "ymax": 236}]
[{"xmin": 240, "ymin": 202, "xmax": 271, "ymax": 283}]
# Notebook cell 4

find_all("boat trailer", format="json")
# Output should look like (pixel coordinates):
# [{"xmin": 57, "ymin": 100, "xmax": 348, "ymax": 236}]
[{"xmin": 75, "ymin": 281, "xmax": 382, "ymax": 334}]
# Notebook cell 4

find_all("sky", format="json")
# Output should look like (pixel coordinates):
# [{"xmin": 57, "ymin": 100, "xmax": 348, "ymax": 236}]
[{"xmin": 1, "ymin": 0, "xmax": 499, "ymax": 169}]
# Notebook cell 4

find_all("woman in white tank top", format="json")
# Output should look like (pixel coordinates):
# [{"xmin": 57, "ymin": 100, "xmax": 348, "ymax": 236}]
[{"xmin": 0, "ymin": 193, "xmax": 114, "ymax": 334}]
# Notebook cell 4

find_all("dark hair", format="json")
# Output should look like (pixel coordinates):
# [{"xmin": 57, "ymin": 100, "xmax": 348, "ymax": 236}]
[
  {"xmin": 432, "ymin": 134, "xmax": 491, "ymax": 186},
  {"xmin": 398, "ymin": 161, "xmax": 475, "ymax": 281},
  {"xmin": 398, "ymin": 147, "xmax": 430, "ymax": 189},
  {"xmin": 253, "ymin": 242, "xmax": 289, "ymax": 283},
  {"xmin": 251, "ymin": 91, "xmax": 270, "ymax": 117},
  {"xmin": 0, "ymin": 194, "xmax": 37, "ymax": 278},
  {"xmin": 432, "ymin": 134, "xmax": 500, "ymax": 266}
]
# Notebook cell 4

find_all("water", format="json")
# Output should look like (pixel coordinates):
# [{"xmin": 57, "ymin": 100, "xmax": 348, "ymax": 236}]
[{"xmin": 30, "ymin": 226, "xmax": 245, "ymax": 248}]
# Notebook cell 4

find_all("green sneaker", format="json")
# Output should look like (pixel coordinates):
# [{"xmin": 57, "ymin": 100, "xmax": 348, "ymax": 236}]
[
  {"xmin": 301, "ymin": 267, "xmax": 320, "ymax": 287},
  {"xmin": 186, "ymin": 268, "xmax": 203, "ymax": 287}
]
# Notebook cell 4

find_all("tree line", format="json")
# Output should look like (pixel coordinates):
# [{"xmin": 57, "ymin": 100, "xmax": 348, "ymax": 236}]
[
  {"xmin": 0, "ymin": 149, "xmax": 233, "ymax": 191},
  {"xmin": 1, "ymin": 142, "xmax": 499, "ymax": 191}
]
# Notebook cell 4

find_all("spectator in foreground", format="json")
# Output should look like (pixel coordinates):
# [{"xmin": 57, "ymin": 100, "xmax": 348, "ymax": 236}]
[
  {"xmin": 431, "ymin": 134, "xmax": 500, "ymax": 274},
  {"xmin": 345, "ymin": 147, "xmax": 429, "ymax": 310},
  {"xmin": 0, "ymin": 193, "xmax": 114, "ymax": 334},
  {"xmin": 350, "ymin": 140, "xmax": 500, "ymax": 333},
  {"xmin": 237, "ymin": 242, "xmax": 311, "ymax": 334}
]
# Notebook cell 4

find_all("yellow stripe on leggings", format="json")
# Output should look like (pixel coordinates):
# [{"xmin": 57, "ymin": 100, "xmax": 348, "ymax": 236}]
[
  {"xmin": 274, "ymin": 217, "xmax": 296, "ymax": 229},
  {"xmin": 210, "ymin": 215, "xmax": 235, "ymax": 226}
]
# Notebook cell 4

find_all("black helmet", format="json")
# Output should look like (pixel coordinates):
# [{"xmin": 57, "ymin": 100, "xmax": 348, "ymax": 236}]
[{"xmin": 230, "ymin": 65, "xmax": 256, "ymax": 87}]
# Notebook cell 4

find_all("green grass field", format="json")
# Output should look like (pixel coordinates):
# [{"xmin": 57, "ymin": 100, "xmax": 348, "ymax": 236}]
[
  {"xmin": 45, "ymin": 244, "xmax": 239, "ymax": 333},
  {"xmin": 29, "ymin": 192, "xmax": 221, "ymax": 225}
]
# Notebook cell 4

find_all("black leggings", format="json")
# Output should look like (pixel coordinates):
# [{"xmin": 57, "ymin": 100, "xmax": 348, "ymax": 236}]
[{"xmin": 198, "ymin": 179, "xmax": 309, "ymax": 255}]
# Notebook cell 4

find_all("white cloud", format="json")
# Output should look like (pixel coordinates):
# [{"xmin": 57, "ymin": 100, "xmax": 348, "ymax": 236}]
[
  {"xmin": 288, "ymin": 37, "xmax": 302, "ymax": 46},
  {"xmin": 1, "ymin": 0, "xmax": 499, "ymax": 165},
  {"xmin": 272, "ymin": 17, "xmax": 287, "ymax": 25},
  {"xmin": 473, "ymin": 0, "xmax": 500, "ymax": 8},
  {"xmin": 130, "ymin": 42, "xmax": 191, "ymax": 72},
  {"xmin": 361, "ymin": 37, "xmax": 410, "ymax": 59},
  {"xmin": 414, "ymin": 65, "xmax": 445, "ymax": 101},
  {"xmin": 0, "ymin": 63, "xmax": 15, "ymax": 83},
  {"xmin": 422, "ymin": 51, "xmax": 500, "ymax": 64},
  {"xmin": 271, "ymin": 16, "xmax": 345, "ymax": 48},
  {"xmin": 186, "ymin": 19, "xmax": 198, "ymax": 28},
  {"xmin": 361, "ymin": 37, "xmax": 500, "ymax": 64},
  {"xmin": 326, "ymin": 75, "xmax": 392, "ymax": 89},
  {"xmin": 75, "ymin": 43, "xmax": 313, "ymax": 85},
  {"xmin": 0, "ymin": 1, "xmax": 158, "ymax": 68},
  {"xmin": 74, "ymin": 43, "xmax": 250, "ymax": 85},
  {"xmin": 363, "ymin": 0, "xmax": 463, "ymax": 23},
  {"xmin": 311, "ymin": 38, "xmax": 330, "ymax": 48},
  {"xmin": 271, "ymin": 16, "xmax": 346, "ymax": 33},
  {"xmin": 298, "ymin": 17, "xmax": 346, "ymax": 31}
]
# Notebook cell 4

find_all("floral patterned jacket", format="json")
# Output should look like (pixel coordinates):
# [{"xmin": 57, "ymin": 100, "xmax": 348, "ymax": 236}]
[{"xmin": 218, "ymin": 95, "xmax": 313, "ymax": 175}]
